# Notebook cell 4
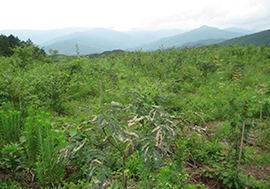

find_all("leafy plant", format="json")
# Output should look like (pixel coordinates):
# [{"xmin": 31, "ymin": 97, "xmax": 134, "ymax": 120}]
[
  {"xmin": 1, "ymin": 42, "xmax": 270, "ymax": 188},
  {"xmin": 250, "ymin": 178, "xmax": 270, "ymax": 189},
  {"xmin": 136, "ymin": 159, "xmax": 155, "ymax": 189},
  {"xmin": 61, "ymin": 100, "xmax": 185, "ymax": 189},
  {"xmin": 0, "ymin": 142, "xmax": 25, "ymax": 177},
  {"xmin": 23, "ymin": 109, "xmax": 37, "ymax": 164},
  {"xmin": 38, "ymin": 128, "xmax": 66, "ymax": 186},
  {"xmin": 124, "ymin": 150, "xmax": 143, "ymax": 179},
  {"xmin": 156, "ymin": 168, "xmax": 175, "ymax": 188},
  {"xmin": 222, "ymin": 167, "xmax": 247, "ymax": 189},
  {"xmin": 23, "ymin": 111, "xmax": 67, "ymax": 186},
  {"xmin": 0, "ymin": 110, "xmax": 21, "ymax": 144},
  {"xmin": 0, "ymin": 179, "xmax": 23, "ymax": 189}
]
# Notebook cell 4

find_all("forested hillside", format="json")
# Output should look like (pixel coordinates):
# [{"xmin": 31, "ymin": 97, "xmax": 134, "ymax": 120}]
[
  {"xmin": 0, "ymin": 34, "xmax": 45, "ymax": 57},
  {"xmin": 136, "ymin": 25, "xmax": 244, "ymax": 51},
  {"xmin": 0, "ymin": 42, "xmax": 270, "ymax": 188},
  {"xmin": 220, "ymin": 29, "xmax": 270, "ymax": 47}
]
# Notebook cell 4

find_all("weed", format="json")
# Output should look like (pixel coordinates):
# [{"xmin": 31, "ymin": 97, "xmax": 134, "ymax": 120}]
[
  {"xmin": 222, "ymin": 167, "xmax": 247, "ymax": 189},
  {"xmin": 0, "ymin": 142, "xmax": 25, "ymax": 177}
]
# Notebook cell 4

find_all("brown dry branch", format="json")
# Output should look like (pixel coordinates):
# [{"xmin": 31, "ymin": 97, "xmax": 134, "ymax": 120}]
[
  {"xmin": 77, "ymin": 116, "xmax": 97, "ymax": 130},
  {"xmin": 123, "ymin": 130, "xmax": 139, "ymax": 138},
  {"xmin": 127, "ymin": 115, "xmax": 144, "ymax": 128},
  {"xmin": 92, "ymin": 159, "xmax": 103, "ymax": 165}
]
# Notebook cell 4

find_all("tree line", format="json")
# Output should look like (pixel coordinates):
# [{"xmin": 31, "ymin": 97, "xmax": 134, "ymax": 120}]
[{"xmin": 0, "ymin": 34, "xmax": 45, "ymax": 57}]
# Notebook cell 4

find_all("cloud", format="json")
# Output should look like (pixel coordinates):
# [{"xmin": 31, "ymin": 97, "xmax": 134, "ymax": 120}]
[
  {"xmin": 209, "ymin": 1, "xmax": 270, "ymax": 30},
  {"xmin": 137, "ymin": 0, "xmax": 270, "ymax": 31},
  {"xmin": 1, "ymin": 0, "xmax": 270, "ymax": 31}
]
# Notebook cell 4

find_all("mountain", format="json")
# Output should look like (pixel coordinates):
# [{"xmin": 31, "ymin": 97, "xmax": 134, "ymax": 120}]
[
  {"xmin": 224, "ymin": 27, "xmax": 257, "ymax": 35},
  {"xmin": 1, "ymin": 27, "xmax": 185, "ymax": 55},
  {"xmin": 41, "ymin": 28, "xmax": 146, "ymax": 55},
  {"xmin": 0, "ymin": 27, "xmax": 90, "ymax": 45},
  {"xmin": 41, "ymin": 28, "xmax": 186, "ymax": 55},
  {"xmin": 180, "ymin": 38, "xmax": 227, "ymax": 48},
  {"xmin": 2, "ymin": 26, "xmax": 262, "ymax": 55},
  {"xmin": 135, "ymin": 25, "xmax": 245, "ymax": 51},
  {"xmin": 124, "ymin": 29, "xmax": 185, "ymax": 44},
  {"xmin": 219, "ymin": 29, "xmax": 270, "ymax": 47}
]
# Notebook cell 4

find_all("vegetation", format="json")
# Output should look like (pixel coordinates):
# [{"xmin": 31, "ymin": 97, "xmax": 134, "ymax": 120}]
[
  {"xmin": 0, "ymin": 36, "xmax": 270, "ymax": 189},
  {"xmin": 0, "ymin": 34, "xmax": 45, "ymax": 57},
  {"xmin": 141, "ymin": 25, "xmax": 244, "ymax": 51},
  {"xmin": 220, "ymin": 29, "xmax": 270, "ymax": 47}
]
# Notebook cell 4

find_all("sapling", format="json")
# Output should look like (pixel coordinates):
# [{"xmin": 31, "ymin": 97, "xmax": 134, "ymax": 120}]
[
  {"xmin": 259, "ymin": 83, "xmax": 266, "ymax": 140},
  {"xmin": 0, "ymin": 110, "xmax": 21, "ymax": 144},
  {"xmin": 24, "ymin": 110, "xmax": 66, "ymax": 186}
]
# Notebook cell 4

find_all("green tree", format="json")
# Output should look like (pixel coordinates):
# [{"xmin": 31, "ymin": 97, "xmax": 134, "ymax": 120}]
[
  {"xmin": 0, "ymin": 34, "xmax": 45, "ymax": 59},
  {"xmin": 0, "ymin": 34, "xmax": 21, "ymax": 57}
]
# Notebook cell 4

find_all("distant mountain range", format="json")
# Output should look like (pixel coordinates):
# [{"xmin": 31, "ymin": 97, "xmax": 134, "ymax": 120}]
[
  {"xmin": 135, "ymin": 25, "xmax": 247, "ymax": 51},
  {"xmin": 0, "ymin": 27, "xmax": 91, "ymax": 44},
  {"xmin": 1, "ymin": 26, "xmax": 268, "ymax": 55},
  {"xmin": 42, "ymin": 28, "xmax": 187, "ymax": 54}
]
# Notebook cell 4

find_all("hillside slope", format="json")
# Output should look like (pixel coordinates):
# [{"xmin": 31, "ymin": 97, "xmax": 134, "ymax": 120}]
[
  {"xmin": 135, "ymin": 25, "xmax": 245, "ymax": 51},
  {"xmin": 219, "ymin": 29, "xmax": 270, "ymax": 47},
  {"xmin": 0, "ymin": 28, "xmax": 90, "ymax": 44},
  {"xmin": 42, "ymin": 28, "xmax": 187, "ymax": 55},
  {"xmin": 42, "ymin": 28, "xmax": 143, "ymax": 55}
]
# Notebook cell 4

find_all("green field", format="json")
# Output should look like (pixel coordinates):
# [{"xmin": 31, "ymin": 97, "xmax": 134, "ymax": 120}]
[{"xmin": 0, "ymin": 43, "xmax": 270, "ymax": 188}]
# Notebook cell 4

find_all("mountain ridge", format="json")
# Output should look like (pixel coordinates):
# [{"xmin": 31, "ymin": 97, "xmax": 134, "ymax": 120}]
[
  {"xmin": 219, "ymin": 29, "xmax": 270, "ymax": 47},
  {"xmin": 41, "ymin": 28, "xmax": 188, "ymax": 55},
  {"xmin": 134, "ymin": 25, "xmax": 246, "ymax": 51},
  {"xmin": 0, "ymin": 26, "xmax": 262, "ymax": 55},
  {"xmin": 42, "ymin": 28, "xmax": 142, "ymax": 55}
]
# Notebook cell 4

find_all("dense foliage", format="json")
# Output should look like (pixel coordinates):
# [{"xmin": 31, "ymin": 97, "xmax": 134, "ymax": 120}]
[
  {"xmin": 0, "ymin": 42, "xmax": 270, "ymax": 188},
  {"xmin": 220, "ymin": 29, "xmax": 270, "ymax": 47},
  {"xmin": 0, "ymin": 34, "xmax": 45, "ymax": 57}
]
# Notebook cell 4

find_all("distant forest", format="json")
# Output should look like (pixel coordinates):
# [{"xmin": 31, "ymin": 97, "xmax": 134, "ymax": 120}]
[{"xmin": 0, "ymin": 34, "xmax": 45, "ymax": 57}]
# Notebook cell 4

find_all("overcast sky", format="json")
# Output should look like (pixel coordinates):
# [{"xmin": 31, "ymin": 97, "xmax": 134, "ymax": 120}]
[{"xmin": 1, "ymin": 0, "xmax": 270, "ymax": 31}]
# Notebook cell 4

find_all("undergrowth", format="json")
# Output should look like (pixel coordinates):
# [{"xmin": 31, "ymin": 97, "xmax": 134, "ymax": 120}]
[{"xmin": 0, "ymin": 44, "xmax": 270, "ymax": 188}]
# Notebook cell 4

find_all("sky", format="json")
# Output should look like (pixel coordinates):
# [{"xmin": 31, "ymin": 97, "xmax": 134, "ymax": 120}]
[{"xmin": 1, "ymin": 0, "xmax": 270, "ymax": 31}]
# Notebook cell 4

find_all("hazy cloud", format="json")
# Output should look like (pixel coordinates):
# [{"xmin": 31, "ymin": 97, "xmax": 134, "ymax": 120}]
[{"xmin": 1, "ymin": 0, "xmax": 269, "ymax": 31}]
